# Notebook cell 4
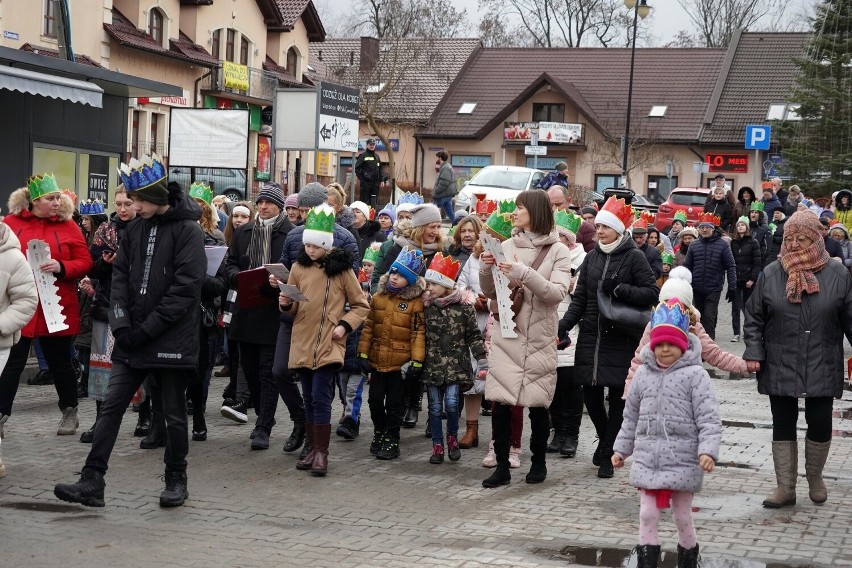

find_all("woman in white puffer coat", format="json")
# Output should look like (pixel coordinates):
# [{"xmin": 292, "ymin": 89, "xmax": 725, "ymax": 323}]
[{"xmin": 550, "ymin": 220, "xmax": 586, "ymax": 458}]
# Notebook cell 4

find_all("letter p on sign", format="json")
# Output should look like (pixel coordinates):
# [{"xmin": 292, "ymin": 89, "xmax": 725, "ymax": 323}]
[{"xmin": 745, "ymin": 125, "xmax": 771, "ymax": 150}]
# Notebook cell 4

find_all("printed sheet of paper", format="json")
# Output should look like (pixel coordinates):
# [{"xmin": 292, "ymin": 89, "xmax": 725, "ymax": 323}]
[
  {"xmin": 263, "ymin": 263, "xmax": 290, "ymax": 283},
  {"xmin": 480, "ymin": 232, "xmax": 517, "ymax": 339},
  {"xmin": 278, "ymin": 284, "xmax": 309, "ymax": 302},
  {"xmin": 26, "ymin": 239, "xmax": 69, "ymax": 334},
  {"xmin": 204, "ymin": 246, "xmax": 228, "ymax": 277}
]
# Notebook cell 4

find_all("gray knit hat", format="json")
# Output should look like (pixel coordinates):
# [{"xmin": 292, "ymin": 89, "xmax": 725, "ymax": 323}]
[
  {"xmin": 410, "ymin": 203, "xmax": 442, "ymax": 228},
  {"xmin": 298, "ymin": 182, "xmax": 328, "ymax": 208}
]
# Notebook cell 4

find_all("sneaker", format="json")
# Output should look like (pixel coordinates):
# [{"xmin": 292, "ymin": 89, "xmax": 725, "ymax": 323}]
[
  {"xmin": 509, "ymin": 446, "xmax": 522, "ymax": 469},
  {"xmin": 27, "ymin": 369, "xmax": 53, "ymax": 386},
  {"xmin": 220, "ymin": 398, "xmax": 248, "ymax": 424},
  {"xmin": 57, "ymin": 407, "xmax": 79, "ymax": 436},
  {"xmin": 369, "ymin": 431, "xmax": 385, "ymax": 455},
  {"xmin": 213, "ymin": 366, "xmax": 230, "ymax": 377},
  {"xmin": 250, "ymin": 428, "xmax": 269, "ymax": 450},
  {"xmin": 159, "ymin": 471, "xmax": 188, "ymax": 508},
  {"xmin": 482, "ymin": 440, "xmax": 497, "ymax": 468},
  {"xmin": 336, "ymin": 417, "xmax": 358, "ymax": 440},
  {"xmin": 54, "ymin": 469, "xmax": 105, "ymax": 508},
  {"xmin": 447, "ymin": 435, "xmax": 461, "ymax": 462},
  {"xmin": 376, "ymin": 437, "xmax": 400, "ymax": 460},
  {"xmin": 429, "ymin": 443, "xmax": 444, "ymax": 464},
  {"xmin": 731, "ymin": 335, "xmax": 740, "ymax": 342}
]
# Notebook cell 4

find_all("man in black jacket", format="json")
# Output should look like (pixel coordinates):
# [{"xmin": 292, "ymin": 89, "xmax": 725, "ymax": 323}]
[
  {"xmin": 631, "ymin": 221, "xmax": 663, "ymax": 279},
  {"xmin": 355, "ymin": 139, "xmax": 382, "ymax": 207},
  {"xmin": 684, "ymin": 215, "xmax": 737, "ymax": 340},
  {"xmin": 55, "ymin": 171, "xmax": 205, "ymax": 508}
]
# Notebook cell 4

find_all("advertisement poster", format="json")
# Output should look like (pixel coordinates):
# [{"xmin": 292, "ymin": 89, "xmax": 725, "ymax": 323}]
[
  {"xmin": 538, "ymin": 122, "xmax": 584, "ymax": 144},
  {"xmin": 87, "ymin": 154, "xmax": 109, "ymax": 202},
  {"xmin": 223, "ymin": 62, "xmax": 249, "ymax": 92},
  {"xmin": 503, "ymin": 122, "xmax": 537, "ymax": 143},
  {"xmin": 256, "ymin": 135, "xmax": 271, "ymax": 181}
]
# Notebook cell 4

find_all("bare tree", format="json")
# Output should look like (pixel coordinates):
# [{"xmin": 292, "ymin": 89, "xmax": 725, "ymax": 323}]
[
  {"xmin": 348, "ymin": 0, "xmax": 469, "ymax": 39},
  {"xmin": 676, "ymin": 0, "xmax": 789, "ymax": 47}
]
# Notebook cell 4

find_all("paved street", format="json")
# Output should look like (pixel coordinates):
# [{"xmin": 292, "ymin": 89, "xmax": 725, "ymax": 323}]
[{"xmin": 1, "ymin": 298, "xmax": 852, "ymax": 567}]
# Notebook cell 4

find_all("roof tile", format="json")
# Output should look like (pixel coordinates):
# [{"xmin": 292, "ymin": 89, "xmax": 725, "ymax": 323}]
[{"xmin": 104, "ymin": 8, "xmax": 217, "ymax": 67}]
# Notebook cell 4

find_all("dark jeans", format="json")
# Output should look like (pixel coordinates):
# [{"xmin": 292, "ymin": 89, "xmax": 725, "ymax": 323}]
[
  {"xmin": 583, "ymin": 384, "xmax": 625, "ymax": 458},
  {"xmin": 769, "ymin": 395, "xmax": 833, "ymax": 443},
  {"xmin": 731, "ymin": 285, "xmax": 753, "ymax": 336},
  {"xmin": 271, "ymin": 320, "xmax": 307, "ymax": 427},
  {"xmin": 433, "ymin": 196, "xmax": 455, "ymax": 221},
  {"xmin": 240, "ymin": 341, "xmax": 285, "ymax": 433},
  {"xmin": 0, "ymin": 336, "xmax": 78, "ymax": 416},
  {"xmin": 295, "ymin": 365, "xmax": 337, "ymax": 425},
  {"xmin": 368, "ymin": 370, "xmax": 405, "ymax": 441},
  {"xmin": 491, "ymin": 402, "xmax": 549, "ymax": 467},
  {"xmin": 359, "ymin": 180, "xmax": 380, "ymax": 207},
  {"xmin": 85, "ymin": 363, "xmax": 188, "ymax": 474},
  {"xmin": 693, "ymin": 290, "xmax": 722, "ymax": 339},
  {"xmin": 552, "ymin": 367, "xmax": 584, "ymax": 437}
]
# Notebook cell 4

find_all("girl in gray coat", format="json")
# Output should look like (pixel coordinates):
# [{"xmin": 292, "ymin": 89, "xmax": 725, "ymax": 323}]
[{"xmin": 613, "ymin": 298, "xmax": 721, "ymax": 568}]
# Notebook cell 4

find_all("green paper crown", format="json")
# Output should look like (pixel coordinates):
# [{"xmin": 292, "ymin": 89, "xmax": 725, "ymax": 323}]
[
  {"xmin": 189, "ymin": 182, "xmax": 214, "ymax": 205},
  {"xmin": 767, "ymin": 222, "xmax": 777, "ymax": 234},
  {"xmin": 447, "ymin": 225, "xmax": 455, "ymax": 237},
  {"xmin": 661, "ymin": 251, "xmax": 674, "ymax": 265},
  {"xmin": 27, "ymin": 173, "xmax": 61, "ymax": 201},
  {"xmin": 305, "ymin": 203, "xmax": 336, "ymax": 234},
  {"xmin": 554, "ymin": 209, "xmax": 582, "ymax": 235},
  {"xmin": 496, "ymin": 199, "xmax": 516, "ymax": 216},
  {"xmin": 363, "ymin": 245, "xmax": 380, "ymax": 264},
  {"xmin": 672, "ymin": 210, "xmax": 688, "ymax": 224},
  {"xmin": 736, "ymin": 215, "xmax": 749, "ymax": 227},
  {"xmin": 750, "ymin": 201, "xmax": 765, "ymax": 212}
]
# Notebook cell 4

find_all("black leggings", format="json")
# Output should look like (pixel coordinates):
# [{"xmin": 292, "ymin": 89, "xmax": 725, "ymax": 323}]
[
  {"xmin": 769, "ymin": 395, "xmax": 833, "ymax": 443},
  {"xmin": 582, "ymin": 384, "xmax": 625, "ymax": 456}
]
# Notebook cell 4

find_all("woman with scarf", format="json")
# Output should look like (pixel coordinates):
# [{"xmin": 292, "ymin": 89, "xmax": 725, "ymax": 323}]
[{"xmin": 744, "ymin": 211, "xmax": 852, "ymax": 508}]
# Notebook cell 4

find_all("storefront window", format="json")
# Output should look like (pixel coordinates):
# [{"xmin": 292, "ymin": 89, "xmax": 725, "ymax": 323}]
[{"xmin": 33, "ymin": 146, "xmax": 119, "ymax": 206}]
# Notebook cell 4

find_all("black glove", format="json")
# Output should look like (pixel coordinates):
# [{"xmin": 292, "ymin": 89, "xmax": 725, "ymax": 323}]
[
  {"xmin": 113, "ymin": 328, "xmax": 147, "ymax": 351},
  {"xmin": 557, "ymin": 336, "xmax": 572, "ymax": 350},
  {"xmin": 601, "ymin": 278, "xmax": 619, "ymax": 296},
  {"xmin": 357, "ymin": 355, "xmax": 372, "ymax": 375},
  {"xmin": 406, "ymin": 364, "xmax": 423, "ymax": 382},
  {"xmin": 726, "ymin": 289, "xmax": 736, "ymax": 303}
]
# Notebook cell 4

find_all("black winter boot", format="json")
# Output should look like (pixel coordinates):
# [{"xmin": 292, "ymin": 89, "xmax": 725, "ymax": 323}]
[
  {"xmin": 482, "ymin": 463, "xmax": 511, "ymax": 488},
  {"xmin": 54, "ymin": 469, "xmax": 105, "ymax": 507},
  {"xmin": 298, "ymin": 433, "xmax": 313, "ymax": 460},
  {"xmin": 562, "ymin": 384, "xmax": 583, "ymax": 458},
  {"xmin": 159, "ymin": 471, "xmax": 188, "ymax": 507},
  {"xmin": 369, "ymin": 430, "xmax": 385, "ymax": 455},
  {"xmin": 635, "ymin": 544, "xmax": 661, "ymax": 568},
  {"xmin": 283, "ymin": 424, "xmax": 306, "ymax": 452},
  {"xmin": 677, "ymin": 544, "xmax": 700, "ymax": 568},
  {"xmin": 336, "ymin": 417, "xmax": 359, "ymax": 440},
  {"xmin": 140, "ymin": 410, "xmax": 166, "ymax": 449}
]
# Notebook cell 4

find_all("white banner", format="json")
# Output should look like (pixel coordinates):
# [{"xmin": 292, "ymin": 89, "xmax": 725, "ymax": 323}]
[
  {"xmin": 168, "ymin": 108, "xmax": 249, "ymax": 168},
  {"xmin": 538, "ymin": 122, "xmax": 583, "ymax": 144}
]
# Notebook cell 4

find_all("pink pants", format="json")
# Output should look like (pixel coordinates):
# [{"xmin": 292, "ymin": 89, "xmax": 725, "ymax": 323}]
[{"xmin": 638, "ymin": 489, "xmax": 697, "ymax": 549}]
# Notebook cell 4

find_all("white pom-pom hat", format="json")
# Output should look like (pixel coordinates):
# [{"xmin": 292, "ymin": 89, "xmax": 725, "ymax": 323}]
[{"xmin": 659, "ymin": 266, "xmax": 694, "ymax": 309}]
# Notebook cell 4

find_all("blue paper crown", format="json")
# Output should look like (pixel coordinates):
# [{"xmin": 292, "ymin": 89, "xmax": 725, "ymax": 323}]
[
  {"xmin": 650, "ymin": 298, "xmax": 690, "ymax": 336},
  {"xmin": 80, "ymin": 200, "xmax": 105, "ymax": 215},
  {"xmin": 397, "ymin": 192, "xmax": 424, "ymax": 207},
  {"xmin": 117, "ymin": 154, "xmax": 167, "ymax": 192},
  {"xmin": 389, "ymin": 246, "xmax": 424, "ymax": 285}
]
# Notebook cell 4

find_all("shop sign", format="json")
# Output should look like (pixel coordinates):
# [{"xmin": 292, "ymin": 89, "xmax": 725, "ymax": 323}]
[
  {"xmin": 538, "ymin": 122, "xmax": 583, "ymax": 144},
  {"xmin": 525, "ymin": 157, "xmax": 568, "ymax": 169},
  {"xmin": 87, "ymin": 155, "xmax": 110, "ymax": 202},
  {"xmin": 451, "ymin": 155, "xmax": 492, "ymax": 168},
  {"xmin": 503, "ymin": 122, "xmax": 537, "ymax": 143},
  {"xmin": 317, "ymin": 152, "xmax": 334, "ymax": 177},
  {"xmin": 705, "ymin": 153, "xmax": 749, "ymax": 173},
  {"xmin": 357, "ymin": 138, "xmax": 399, "ymax": 152},
  {"xmin": 223, "ymin": 61, "xmax": 249, "ymax": 92}
]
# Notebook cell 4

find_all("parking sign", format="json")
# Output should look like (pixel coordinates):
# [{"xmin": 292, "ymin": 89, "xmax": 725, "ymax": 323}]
[{"xmin": 745, "ymin": 125, "xmax": 771, "ymax": 150}]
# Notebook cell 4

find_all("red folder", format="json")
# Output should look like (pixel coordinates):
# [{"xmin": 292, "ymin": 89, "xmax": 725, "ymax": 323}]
[{"xmin": 236, "ymin": 267, "xmax": 277, "ymax": 309}]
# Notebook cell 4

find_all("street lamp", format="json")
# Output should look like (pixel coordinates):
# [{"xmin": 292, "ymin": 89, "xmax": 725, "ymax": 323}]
[{"xmin": 621, "ymin": 0, "xmax": 651, "ymax": 187}]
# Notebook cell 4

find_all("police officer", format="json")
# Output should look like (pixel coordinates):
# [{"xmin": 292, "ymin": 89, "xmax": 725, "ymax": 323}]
[{"xmin": 355, "ymin": 138, "xmax": 383, "ymax": 207}]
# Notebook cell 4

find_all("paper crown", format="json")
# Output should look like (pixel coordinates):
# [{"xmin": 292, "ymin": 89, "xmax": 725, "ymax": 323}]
[
  {"xmin": 672, "ymin": 210, "xmax": 688, "ymax": 224},
  {"xmin": 661, "ymin": 251, "xmax": 674, "ymax": 265},
  {"xmin": 27, "ymin": 174, "xmax": 61, "ymax": 201},
  {"xmin": 736, "ymin": 215, "xmax": 750, "ymax": 226},
  {"xmin": 189, "ymin": 182, "xmax": 214, "ymax": 205},
  {"xmin": 697, "ymin": 212, "xmax": 721, "ymax": 226},
  {"xmin": 362, "ymin": 243, "xmax": 381, "ymax": 264},
  {"xmin": 761, "ymin": 181, "xmax": 773, "ymax": 190},
  {"xmin": 650, "ymin": 298, "xmax": 691, "ymax": 347},
  {"xmin": 484, "ymin": 200, "xmax": 517, "ymax": 241},
  {"xmin": 474, "ymin": 199, "xmax": 498, "ymax": 216},
  {"xmin": 597, "ymin": 196, "xmax": 635, "ymax": 233},
  {"xmin": 425, "ymin": 251, "xmax": 461, "ymax": 289},
  {"xmin": 396, "ymin": 192, "xmax": 424, "ymax": 212},
  {"xmin": 62, "ymin": 189, "xmax": 78, "ymax": 205},
  {"xmin": 80, "ymin": 200, "xmax": 105, "ymax": 215},
  {"xmin": 767, "ymin": 222, "xmax": 777, "ymax": 234},
  {"xmin": 750, "ymin": 201, "xmax": 765, "ymax": 212},
  {"xmin": 118, "ymin": 154, "xmax": 167, "ymax": 193},
  {"xmin": 631, "ymin": 217, "xmax": 649, "ymax": 232},
  {"xmin": 554, "ymin": 209, "xmax": 582, "ymax": 235},
  {"xmin": 389, "ymin": 246, "xmax": 424, "ymax": 286},
  {"xmin": 640, "ymin": 210, "xmax": 656, "ymax": 226},
  {"xmin": 302, "ymin": 203, "xmax": 336, "ymax": 250}
]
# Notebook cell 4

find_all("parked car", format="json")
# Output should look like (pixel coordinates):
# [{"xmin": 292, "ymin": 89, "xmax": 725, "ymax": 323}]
[
  {"xmin": 168, "ymin": 167, "xmax": 247, "ymax": 201},
  {"xmin": 655, "ymin": 187, "xmax": 712, "ymax": 231},
  {"xmin": 455, "ymin": 165, "xmax": 545, "ymax": 211},
  {"xmin": 631, "ymin": 194, "xmax": 659, "ymax": 213}
]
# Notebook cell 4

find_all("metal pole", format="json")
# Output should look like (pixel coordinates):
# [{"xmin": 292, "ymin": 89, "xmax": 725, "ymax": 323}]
[{"xmin": 621, "ymin": 5, "xmax": 640, "ymax": 187}]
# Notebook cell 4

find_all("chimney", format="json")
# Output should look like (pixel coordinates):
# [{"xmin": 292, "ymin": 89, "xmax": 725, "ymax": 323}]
[{"xmin": 360, "ymin": 36, "xmax": 379, "ymax": 72}]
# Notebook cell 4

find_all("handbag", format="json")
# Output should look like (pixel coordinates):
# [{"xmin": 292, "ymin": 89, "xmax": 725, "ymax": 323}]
[
  {"xmin": 596, "ymin": 250, "xmax": 652, "ymax": 332},
  {"xmin": 490, "ymin": 244, "xmax": 552, "ymax": 321},
  {"xmin": 200, "ymin": 303, "xmax": 217, "ymax": 329}
]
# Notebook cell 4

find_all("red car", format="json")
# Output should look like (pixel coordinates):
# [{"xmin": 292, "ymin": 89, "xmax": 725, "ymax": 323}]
[{"xmin": 655, "ymin": 187, "xmax": 712, "ymax": 231}]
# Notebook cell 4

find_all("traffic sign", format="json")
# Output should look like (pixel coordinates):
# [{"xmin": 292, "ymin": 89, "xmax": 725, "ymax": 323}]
[
  {"xmin": 524, "ymin": 145, "xmax": 547, "ymax": 156},
  {"xmin": 745, "ymin": 125, "xmax": 771, "ymax": 150}
]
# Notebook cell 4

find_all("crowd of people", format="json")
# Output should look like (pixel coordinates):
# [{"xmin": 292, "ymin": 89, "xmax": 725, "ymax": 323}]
[{"xmin": 0, "ymin": 152, "xmax": 849, "ymax": 568}]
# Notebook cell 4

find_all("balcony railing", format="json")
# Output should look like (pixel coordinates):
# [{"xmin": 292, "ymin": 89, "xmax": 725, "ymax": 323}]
[{"xmin": 201, "ymin": 63, "xmax": 278, "ymax": 103}]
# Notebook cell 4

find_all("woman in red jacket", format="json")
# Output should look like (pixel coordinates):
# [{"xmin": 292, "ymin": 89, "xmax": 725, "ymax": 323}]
[{"xmin": 0, "ymin": 174, "xmax": 93, "ymax": 435}]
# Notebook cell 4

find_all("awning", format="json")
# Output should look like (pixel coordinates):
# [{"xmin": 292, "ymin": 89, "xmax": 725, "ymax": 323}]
[{"xmin": 0, "ymin": 65, "xmax": 103, "ymax": 107}]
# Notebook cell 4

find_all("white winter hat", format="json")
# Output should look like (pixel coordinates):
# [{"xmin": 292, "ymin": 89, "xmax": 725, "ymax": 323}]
[
  {"xmin": 659, "ymin": 266, "xmax": 694, "ymax": 309},
  {"xmin": 350, "ymin": 200, "xmax": 371, "ymax": 220}
]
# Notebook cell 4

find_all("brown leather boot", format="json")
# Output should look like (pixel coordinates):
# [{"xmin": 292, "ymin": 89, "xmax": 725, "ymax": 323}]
[
  {"xmin": 296, "ymin": 424, "xmax": 316, "ymax": 470},
  {"xmin": 459, "ymin": 420, "xmax": 479, "ymax": 449},
  {"xmin": 805, "ymin": 438, "xmax": 830, "ymax": 504},
  {"xmin": 763, "ymin": 440, "xmax": 797, "ymax": 508},
  {"xmin": 311, "ymin": 424, "xmax": 331, "ymax": 477}
]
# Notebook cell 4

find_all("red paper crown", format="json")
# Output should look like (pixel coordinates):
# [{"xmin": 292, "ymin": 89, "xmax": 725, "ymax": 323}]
[
  {"xmin": 474, "ymin": 199, "xmax": 498, "ymax": 216},
  {"xmin": 599, "ymin": 196, "xmax": 635, "ymax": 230},
  {"xmin": 697, "ymin": 212, "xmax": 721, "ymax": 226},
  {"xmin": 62, "ymin": 189, "xmax": 78, "ymax": 205},
  {"xmin": 631, "ymin": 217, "xmax": 648, "ymax": 230},
  {"xmin": 425, "ymin": 251, "xmax": 461, "ymax": 287},
  {"xmin": 639, "ymin": 210, "xmax": 656, "ymax": 225}
]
